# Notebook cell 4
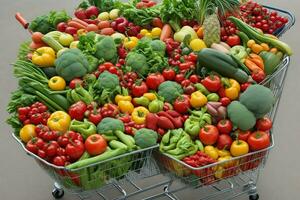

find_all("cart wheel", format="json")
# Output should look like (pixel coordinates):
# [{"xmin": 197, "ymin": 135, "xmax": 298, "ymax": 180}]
[
  {"xmin": 52, "ymin": 188, "xmax": 64, "ymax": 199},
  {"xmin": 249, "ymin": 194, "xmax": 259, "ymax": 200}
]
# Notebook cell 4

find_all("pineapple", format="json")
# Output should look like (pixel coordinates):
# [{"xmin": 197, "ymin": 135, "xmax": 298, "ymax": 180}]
[
  {"xmin": 198, "ymin": 0, "xmax": 240, "ymax": 47},
  {"xmin": 203, "ymin": 13, "xmax": 221, "ymax": 47}
]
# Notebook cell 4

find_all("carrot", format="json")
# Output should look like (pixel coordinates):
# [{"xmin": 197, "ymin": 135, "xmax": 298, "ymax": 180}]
[
  {"xmin": 68, "ymin": 20, "xmax": 86, "ymax": 29},
  {"xmin": 86, "ymin": 24, "xmax": 99, "ymax": 32},
  {"xmin": 197, "ymin": 27, "xmax": 204, "ymax": 39},
  {"xmin": 98, "ymin": 21, "xmax": 111, "ymax": 30},
  {"xmin": 160, "ymin": 24, "xmax": 172, "ymax": 41},
  {"xmin": 31, "ymin": 32, "xmax": 44, "ymax": 44},
  {"xmin": 244, "ymin": 58, "xmax": 263, "ymax": 72},
  {"xmin": 29, "ymin": 41, "xmax": 45, "ymax": 49},
  {"xmin": 249, "ymin": 54, "xmax": 264, "ymax": 70},
  {"xmin": 72, "ymin": 18, "xmax": 89, "ymax": 27},
  {"xmin": 15, "ymin": 13, "xmax": 29, "ymax": 29}
]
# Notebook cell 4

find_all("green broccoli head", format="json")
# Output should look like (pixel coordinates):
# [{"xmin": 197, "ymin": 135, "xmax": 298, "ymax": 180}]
[
  {"xmin": 29, "ymin": 15, "xmax": 53, "ymax": 34},
  {"xmin": 150, "ymin": 40, "xmax": 166, "ymax": 56},
  {"xmin": 96, "ymin": 71, "xmax": 120, "ymax": 91},
  {"xmin": 134, "ymin": 128, "xmax": 158, "ymax": 148},
  {"xmin": 95, "ymin": 36, "xmax": 117, "ymax": 63},
  {"xmin": 227, "ymin": 101, "xmax": 256, "ymax": 131},
  {"xmin": 158, "ymin": 81, "xmax": 183, "ymax": 103},
  {"xmin": 239, "ymin": 85, "xmax": 275, "ymax": 118},
  {"xmin": 126, "ymin": 52, "xmax": 149, "ymax": 76},
  {"xmin": 97, "ymin": 117, "xmax": 124, "ymax": 135}
]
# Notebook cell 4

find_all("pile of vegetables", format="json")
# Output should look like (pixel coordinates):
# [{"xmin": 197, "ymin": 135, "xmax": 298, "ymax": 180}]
[{"xmin": 8, "ymin": 0, "xmax": 292, "ymax": 190}]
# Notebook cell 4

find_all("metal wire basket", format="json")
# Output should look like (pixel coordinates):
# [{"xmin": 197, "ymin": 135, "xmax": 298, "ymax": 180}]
[{"xmin": 13, "ymin": 133, "xmax": 159, "ymax": 195}]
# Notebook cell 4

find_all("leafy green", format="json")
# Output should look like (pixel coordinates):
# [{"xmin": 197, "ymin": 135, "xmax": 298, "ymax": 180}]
[
  {"xmin": 88, "ymin": 0, "xmax": 115, "ymax": 12},
  {"xmin": 115, "ymin": 1, "xmax": 161, "ymax": 26},
  {"xmin": 7, "ymin": 113, "xmax": 23, "ymax": 135},
  {"xmin": 29, "ymin": 10, "xmax": 70, "ymax": 34},
  {"xmin": 17, "ymin": 41, "xmax": 31, "ymax": 61},
  {"xmin": 160, "ymin": 0, "xmax": 195, "ymax": 31},
  {"xmin": 78, "ymin": 32, "xmax": 97, "ymax": 55}
]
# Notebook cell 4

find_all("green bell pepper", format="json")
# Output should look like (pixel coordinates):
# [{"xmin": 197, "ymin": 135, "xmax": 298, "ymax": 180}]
[{"xmin": 70, "ymin": 119, "xmax": 97, "ymax": 139}]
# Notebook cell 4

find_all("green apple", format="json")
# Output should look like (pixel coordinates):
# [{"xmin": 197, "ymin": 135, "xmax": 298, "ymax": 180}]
[{"xmin": 59, "ymin": 33, "xmax": 74, "ymax": 47}]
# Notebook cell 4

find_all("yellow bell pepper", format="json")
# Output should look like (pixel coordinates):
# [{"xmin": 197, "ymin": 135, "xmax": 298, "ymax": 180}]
[
  {"xmin": 230, "ymin": 140, "xmax": 249, "ymax": 157},
  {"xmin": 118, "ymin": 100, "xmax": 134, "ymax": 114},
  {"xmin": 143, "ymin": 93, "xmax": 157, "ymax": 101},
  {"xmin": 48, "ymin": 76, "xmax": 66, "ymax": 91},
  {"xmin": 225, "ymin": 79, "xmax": 240, "ymax": 100},
  {"xmin": 115, "ymin": 94, "xmax": 132, "ymax": 104},
  {"xmin": 19, "ymin": 124, "xmax": 36, "ymax": 143},
  {"xmin": 131, "ymin": 106, "xmax": 149, "ymax": 125},
  {"xmin": 32, "ymin": 47, "xmax": 56, "ymax": 67},
  {"xmin": 214, "ymin": 166, "xmax": 224, "ymax": 179},
  {"xmin": 151, "ymin": 27, "xmax": 162, "ymax": 38},
  {"xmin": 204, "ymin": 145, "xmax": 219, "ymax": 160},
  {"xmin": 124, "ymin": 37, "xmax": 138, "ymax": 49},
  {"xmin": 47, "ymin": 111, "xmax": 71, "ymax": 133},
  {"xmin": 190, "ymin": 91, "xmax": 207, "ymax": 109},
  {"xmin": 217, "ymin": 149, "xmax": 231, "ymax": 157}
]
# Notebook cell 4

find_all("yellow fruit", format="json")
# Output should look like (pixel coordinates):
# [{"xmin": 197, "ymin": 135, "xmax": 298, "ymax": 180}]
[
  {"xmin": 20, "ymin": 124, "xmax": 36, "ymax": 143},
  {"xmin": 109, "ymin": 9, "xmax": 119, "ymax": 20},
  {"xmin": 140, "ymin": 29, "xmax": 149, "ymax": 36},
  {"xmin": 190, "ymin": 39, "xmax": 207, "ymax": 51},
  {"xmin": 151, "ymin": 27, "xmax": 162, "ymax": 37},
  {"xmin": 247, "ymin": 40, "xmax": 256, "ymax": 48},
  {"xmin": 98, "ymin": 12, "xmax": 110, "ymax": 21},
  {"xmin": 145, "ymin": 33, "xmax": 152, "ymax": 38}
]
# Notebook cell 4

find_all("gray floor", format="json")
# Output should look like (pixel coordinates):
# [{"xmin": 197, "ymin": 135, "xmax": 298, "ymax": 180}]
[{"xmin": 0, "ymin": 0, "xmax": 299, "ymax": 199}]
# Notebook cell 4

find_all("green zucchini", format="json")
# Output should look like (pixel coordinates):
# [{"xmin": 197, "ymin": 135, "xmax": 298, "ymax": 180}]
[
  {"xmin": 229, "ymin": 16, "xmax": 292, "ymax": 55},
  {"xmin": 197, "ymin": 49, "xmax": 249, "ymax": 83},
  {"xmin": 42, "ymin": 35, "xmax": 64, "ymax": 52}
]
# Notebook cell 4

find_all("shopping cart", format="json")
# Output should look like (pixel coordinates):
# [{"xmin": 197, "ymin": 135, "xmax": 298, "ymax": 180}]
[{"xmin": 12, "ymin": 4, "xmax": 294, "ymax": 200}]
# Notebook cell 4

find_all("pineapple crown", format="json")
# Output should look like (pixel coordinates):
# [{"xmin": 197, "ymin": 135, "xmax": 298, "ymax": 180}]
[{"xmin": 197, "ymin": 0, "xmax": 240, "ymax": 24}]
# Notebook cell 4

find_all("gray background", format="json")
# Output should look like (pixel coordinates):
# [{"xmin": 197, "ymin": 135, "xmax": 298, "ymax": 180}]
[{"xmin": 0, "ymin": 0, "xmax": 299, "ymax": 199}]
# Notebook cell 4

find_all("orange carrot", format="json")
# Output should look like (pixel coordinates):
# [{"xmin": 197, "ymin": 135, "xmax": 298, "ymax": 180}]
[
  {"xmin": 68, "ymin": 20, "xmax": 86, "ymax": 29},
  {"xmin": 244, "ymin": 58, "xmax": 263, "ymax": 73},
  {"xmin": 160, "ymin": 24, "xmax": 172, "ymax": 41},
  {"xmin": 15, "ymin": 12, "xmax": 29, "ymax": 29},
  {"xmin": 72, "ymin": 18, "xmax": 89, "ymax": 27},
  {"xmin": 249, "ymin": 54, "xmax": 264, "ymax": 70}
]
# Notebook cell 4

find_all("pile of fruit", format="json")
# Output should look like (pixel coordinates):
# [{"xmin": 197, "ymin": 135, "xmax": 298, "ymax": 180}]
[{"xmin": 8, "ymin": 0, "xmax": 292, "ymax": 189}]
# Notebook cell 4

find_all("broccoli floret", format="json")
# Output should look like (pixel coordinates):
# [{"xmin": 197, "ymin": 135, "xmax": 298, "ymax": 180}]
[
  {"xmin": 150, "ymin": 40, "xmax": 166, "ymax": 56},
  {"xmin": 126, "ymin": 52, "xmax": 149, "ymax": 76},
  {"xmin": 158, "ymin": 81, "xmax": 183, "ymax": 103},
  {"xmin": 97, "ymin": 117, "xmax": 124, "ymax": 134},
  {"xmin": 95, "ymin": 36, "xmax": 117, "ymax": 63},
  {"xmin": 134, "ymin": 128, "xmax": 158, "ymax": 148}
]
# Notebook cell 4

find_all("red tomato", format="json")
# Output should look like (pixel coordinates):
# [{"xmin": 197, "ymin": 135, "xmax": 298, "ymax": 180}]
[
  {"xmin": 162, "ymin": 68, "xmax": 176, "ymax": 80},
  {"xmin": 256, "ymin": 117, "xmax": 272, "ymax": 131},
  {"xmin": 237, "ymin": 130, "xmax": 251, "ymax": 141},
  {"xmin": 217, "ymin": 119, "xmax": 233, "ymax": 135},
  {"xmin": 18, "ymin": 106, "xmax": 30, "ymax": 116},
  {"xmin": 173, "ymin": 95, "xmax": 190, "ymax": 114},
  {"xmin": 247, "ymin": 131, "xmax": 270, "ymax": 151},
  {"xmin": 226, "ymin": 35, "xmax": 241, "ymax": 47},
  {"xmin": 65, "ymin": 140, "xmax": 85, "ymax": 160},
  {"xmin": 85, "ymin": 6, "xmax": 99, "ymax": 19},
  {"xmin": 74, "ymin": 8, "xmax": 87, "ymax": 20},
  {"xmin": 53, "ymin": 156, "xmax": 66, "ymax": 166},
  {"xmin": 131, "ymin": 81, "xmax": 148, "ymax": 97},
  {"xmin": 152, "ymin": 17, "xmax": 163, "ymax": 28},
  {"xmin": 85, "ymin": 134, "xmax": 107, "ymax": 156},
  {"xmin": 69, "ymin": 78, "xmax": 83, "ymax": 89},
  {"xmin": 146, "ymin": 73, "xmax": 165, "ymax": 90},
  {"xmin": 251, "ymin": 70, "xmax": 266, "ymax": 83},
  {"xmin": 216, "ymin": 134, "xmax": 233, "ymax": 150},
  {"xmin": 189, "ymin": 75, "xmax": 200, "ymax": 83},
  {"xmin": 57, "ymin": 22, "xmax": 68, "ymax": 32},
  {"xmin": 199, "ymin": 125, "xmax": 219, "ymax": 145},
  {"xmin": 220, "ymin": 97, "xmax": 231, "ymax": 107},
  {"xmin": 202, "ymin": 75, "xmax": 221, "ymax": 92},
  {"xmin": 175, "ymin": 73, "xmax": 185, "ymax": 83},
  {"xmin": 241, "ymin": 82, "xmax": 251, "ymax": 92},
  {"xmin": 181, "ymin": 79, "xmax": 191, "ymax": 87}
]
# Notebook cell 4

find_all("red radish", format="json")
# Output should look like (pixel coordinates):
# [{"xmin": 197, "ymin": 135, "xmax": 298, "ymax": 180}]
[
  {"xmin": 74, "ymin": 8, "xmax": 87, "ymax": 20},
  {"xmin": 57, "ymin": 22, "xmax": 68, "ymax": 32},
  {"xmin": 65, "ymin": 27, "xmax": 78, "ymax": 35},
  {"xmin": 85, "ymin": 6, "xmax": 99, "ymax": 19}
]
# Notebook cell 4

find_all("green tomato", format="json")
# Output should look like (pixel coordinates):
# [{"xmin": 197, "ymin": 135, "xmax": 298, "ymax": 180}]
[
  {"xmin": 109, "ymin": 9, "xmax": 119, "ymax": 20},
  {"xmin": 98, "ymin": 12, "xmax": 110, "ymax": 21},
  {"xmin": 59, "ymin": 33, "xmax": 74, "ymax": 47}
]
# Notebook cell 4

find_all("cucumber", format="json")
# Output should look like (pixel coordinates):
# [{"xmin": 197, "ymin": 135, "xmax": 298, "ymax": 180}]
[
  {"xmin": 42, "ymin": 35, "xmax": 64, "ymax": 52},
  {"xmin": 42, "ymin": 67, "xmax": 57, "ymax": 79},
  {"xmin": 201, "ymin": 48, "xmax": 238, "ymax": 68},
  {"xmin": 197, "ymin": 49, "xmax": 249, "ymax": 83}
]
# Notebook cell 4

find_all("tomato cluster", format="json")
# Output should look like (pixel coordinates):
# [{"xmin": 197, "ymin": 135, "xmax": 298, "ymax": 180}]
[{"xmin": 18, "ymin": 102, "xmax": 50, "ymax": 125}]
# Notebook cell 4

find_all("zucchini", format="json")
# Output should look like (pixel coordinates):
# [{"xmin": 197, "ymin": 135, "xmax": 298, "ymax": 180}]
[
  {"xmin": 229, "ymin": 17, "xmax": 292, "ymax": 56},
  {"xmin": 42, "ymin": 35, "xmax": 64, "ymax": 52},
  {"xmin": 201, "ymin": 48, "xmax": 238, "ymax": 68},
  {"xmin": 45, "ymin": 31, "xmax": 63, "ymax": 40},
  {"xmin": 237, "ymin": 31, "xmax": 250, "ymax": 48},
  {"xmin": 197, "ymin": 49, "xmax": 249, "ymax": 83}
]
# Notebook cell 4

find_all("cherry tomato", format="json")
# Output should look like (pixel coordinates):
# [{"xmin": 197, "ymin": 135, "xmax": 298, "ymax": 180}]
[
  {"xmin": 65, "ymin": 140, "xmax": 85, "ymax": 160},
  {"xmin": 189, "ymin": 75, "xmax": 200, "ymax": 83},
  {"xmin": 53, "ymin": 156, "xmax": 66, "ymax": 166},
  {"xmin": 226, "ymin": 35, "xmax": 241, "ymax": 47},
  {"xmin": 175, "ymin": 74, "xmax": 185, "ymax": 83},
  {"xmin": 237, "ymin": 130, "xmax": 251, "ymax": 141},
  {"xmin": 181, "ymin": 79, "xmax": 191, "ymax": 87},
  {"xmin": 251, "ymin": 70, "xmax": 266, "ymax": 83},
  {"xmin": 220, "ymin": 97, "xmax": 231, "ymax": 107},
  {"xmin": 18, "ymin": 107, "xmax": 31, "ymax": 116},
  {"xmin": 69, "ymin": 78, "xmax": 83, "ymax": 89}
]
